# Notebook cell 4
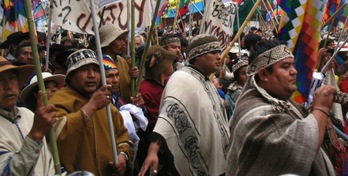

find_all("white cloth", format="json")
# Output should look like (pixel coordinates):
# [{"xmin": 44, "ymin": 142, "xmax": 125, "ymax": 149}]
[
  {"xmin": 119, "ymin": 103, "xmax": 148, "ymax": 163},
  {"xmin": 119, "ymin": 110, "xmax": 140, "ymax": 150},
  {"xmin": 154, "ymin": 66, "xmax": 230, "ymax": 175},
  {"xmin": 0, "ymin": 107, "xmax": 54, "ymax": 176},
  {"xmin": 119, "ymin": 104, "xmax": 148, "ymax": 131}
]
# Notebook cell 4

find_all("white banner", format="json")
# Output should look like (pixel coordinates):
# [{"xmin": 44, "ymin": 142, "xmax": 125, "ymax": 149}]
[
  {"xmin": 99, "ymin": 0, "xmax": 122, "ymax": 9},
  {"xmin": 201, "ymin": 0, "xmax": 237, "ymax": 50},
  {"xmin": 51, "ymin": 0, "xmax": 152, "ymax": 34}
]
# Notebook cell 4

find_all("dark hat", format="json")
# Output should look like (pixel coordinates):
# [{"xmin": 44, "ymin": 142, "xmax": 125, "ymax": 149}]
[
  {"xmin": 49, "ymin": 44, "xmax": 65, "ymax": 55},
  {"xmin": 136, "ymin": 43, "xmax": 146, "ymax": 61},
  {"xmin": 0, "ymin": 56, "xmax": 35, "ymax": 88},
  {"xmin": 55, "ymin": 47, "xmax": 79, "ymax": 69},
  {"xmin": 187, "ymin": 34, "xmax": 221, "ymax": 61},
  {"xmin": 37, "ymin": 31, "xmax": 46, "ymax": 42},
  {"xmin": 250, "ymin": 26, "xmax": 257, "ymax": 31},
  {"xmin": 145, "ymin": 45, "xmax": 176, "ymax": 79},
  {"xmin": 0, "ymin": 31, "xmax": 28, "ymax": 49}
]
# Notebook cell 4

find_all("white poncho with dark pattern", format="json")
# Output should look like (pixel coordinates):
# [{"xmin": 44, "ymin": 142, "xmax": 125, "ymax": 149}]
[{"xmin": 153, "ymin": 66, "xmax": 230, "ymax": 176}]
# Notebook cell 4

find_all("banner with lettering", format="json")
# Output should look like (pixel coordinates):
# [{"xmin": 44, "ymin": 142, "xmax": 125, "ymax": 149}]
[
  {"xmin": 201, "ymin": 0, "xmax": 237, "ymax": 50},
  {"xmin": 51, "ymin": 0, "xmax": 151, "ymax": 34}
]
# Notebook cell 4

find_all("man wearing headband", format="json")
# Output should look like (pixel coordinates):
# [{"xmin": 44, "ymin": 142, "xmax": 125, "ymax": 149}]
[
  {"xmin": 227, "ymin": 40, "xmax": 336, "ymax": 175},
  {"xmin": 139, "ymin": 34, "xmax": 230, "ymax": 176},
  {"xmin": 160, "ymin": 33, "xmax": 184, "ymax": 70}
]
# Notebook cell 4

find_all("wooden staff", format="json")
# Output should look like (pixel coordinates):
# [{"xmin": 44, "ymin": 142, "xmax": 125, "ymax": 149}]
[
  {"xmin": 209, "ymin": 0, "xmax": 262, "ymax": 80},
  {"xmin": 135, "ymin": 0, "xmax": 162, "ymax": 94},
  {"xmin": 173, "ymin": 0, "xmax": 180, "ymax": 31},
  {"xmin": 265, "ymin": 0, "xmax": 279, "ymax": 25},
  {"xmin": 130, "ymin": 0, "xmax": 136, "ymax": 96},
  {"xmin": 260, "ymin": 0, "xmax": 277, "ymax": 30},
  {"xmin": 220, "ymin": 0, "xmax": 262, "ymax": 66},
  {"xmin": 44, "ymin": 0, "xmax": 53, "ymax": 71},
  {"xmin": 23, "ymin": 0, "xmax": 61, "ymax": 174}
]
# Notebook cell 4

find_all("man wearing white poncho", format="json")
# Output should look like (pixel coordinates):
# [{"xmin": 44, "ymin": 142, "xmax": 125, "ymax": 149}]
[{"xmin": 138, "ymin": 34, "xmax": 230, "ymax": 176}]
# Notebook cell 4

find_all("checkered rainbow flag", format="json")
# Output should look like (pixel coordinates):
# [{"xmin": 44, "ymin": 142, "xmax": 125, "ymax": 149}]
[{"xmin": 278, "ymin": 0, "xmax": 325, "ymax": 103}]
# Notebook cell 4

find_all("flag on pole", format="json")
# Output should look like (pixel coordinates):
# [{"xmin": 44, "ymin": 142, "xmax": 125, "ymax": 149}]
[
  {"xmin": 156, "ymin": 0, "xmax": 170, "ymax": 29},
  {"xmin": 33, "ymin": 0, "xmax": 45, "ymax": 22},
  {"xmin": 278, "ymin": 0, "xmax": 325, "ymax": 103},
  {"xmin": 178, "ymin": 0, "xmax": 189, "ymax": 18},
  {"xmin": 233, "ymin": 0, "xmax": 256, "ymax": 33},
  {"xmin": 265, "ymin": 4, "xmax": 282, "ymax": 22},
  {"xmin": 0, "ymin": 0, "xmax": 29, "ymax": 42},
  {"xmin": 323, "ymin": 0, "xmax": 346, "ymax": 28}
]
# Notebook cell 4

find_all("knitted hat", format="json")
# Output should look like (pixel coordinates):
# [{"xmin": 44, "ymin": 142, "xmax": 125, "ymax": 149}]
[
  {"xmin": 145, "ymin": 45, "xmax": 177, "ymax": 79},
  {"xmin": 187, "ymin": 34, "xmax": 221, "ymax": 61},
  {"xmin": 103, "ymin": 54, "xmax": 117, "ymax": 70},
  {"xmin": 65, "ymin": 49, "xmax": 99, "ymax": 81},
  {"xmin": 232, "ymin": 59, "xmax": 248, "ymax": 74},
  {"xmin": 99, "ymin": 24, "xmax": 129, "ymax": 47}
]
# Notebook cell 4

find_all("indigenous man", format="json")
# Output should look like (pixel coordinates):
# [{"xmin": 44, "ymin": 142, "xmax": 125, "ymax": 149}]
[
  {"xmin": 14, "ymin": 41, "xmax": 33, "ymax": 65},
  {"xmin": 99, "ymin": 24, "xmax": 139, "ymax": 103},
  {"xmin": 0, "ymin": 57, "xmax": 55, "ymax": 175},
  {"xmin": 137, "ymin": 45, "xmax": 177, "ymax": 172},
  {"xmin": 160, "ymin": 33, "xmax": 184, "ymax": 70},
  {"xmin": 50, "ymin": 49, "xmax": 133, "ymax": 176},
  {"xmin": 227, "ymin": 40, "xmax": 336, "ymax": 175},
  {"xmin": 138, "ymin": 34, "xmax": 230, "ymax": 176}
]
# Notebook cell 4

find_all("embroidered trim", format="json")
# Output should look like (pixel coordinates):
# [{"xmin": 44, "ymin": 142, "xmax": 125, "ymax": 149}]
[{"xmin": 247, "ymin": 45, "xmax": 294, "ymax": 76}]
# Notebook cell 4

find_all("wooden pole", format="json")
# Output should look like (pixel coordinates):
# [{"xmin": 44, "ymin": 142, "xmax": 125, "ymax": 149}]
[
  {"xmin": 23, "ymin": 0, "xmax": 61, "ymax": 174},
  {"xmin": 130, "ymin": 0, "xmax": 136, "ymax": 96},
  {"xmin": 265, "ymin": 0, "xmax": 279, "ymax": 25},
  {"xmin": 135, "ymin": 0, "xmax": 162, "ymax": 94},
  {"xmin": 173, "ymin": 0, "xmax": 180, "ymax": 31},
  {"xmin": 220, "ymin": 0, "xmax": 262, "ymax": 65},
  {"xmin": 210, "ymin": 0, "xmax": 262, "ymax": 79}
]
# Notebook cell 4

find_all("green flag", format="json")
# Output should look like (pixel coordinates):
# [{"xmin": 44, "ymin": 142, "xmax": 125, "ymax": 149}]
[{"xmin": 233, "ymin": 0, "xmax": 257, "ymax": 33}]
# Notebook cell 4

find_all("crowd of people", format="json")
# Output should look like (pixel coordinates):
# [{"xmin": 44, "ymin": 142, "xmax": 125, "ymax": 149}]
[{"xmin": 0, "ymin": 24, "xmax": 347, "ymax": 176}]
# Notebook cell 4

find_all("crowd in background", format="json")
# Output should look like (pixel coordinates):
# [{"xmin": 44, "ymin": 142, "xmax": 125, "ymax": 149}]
[{"xmin": 0, "ymin": 23, "xmax": 347, "ymax": 175}]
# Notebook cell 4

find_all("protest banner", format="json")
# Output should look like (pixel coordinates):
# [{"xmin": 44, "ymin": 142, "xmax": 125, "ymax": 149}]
[
  {"xmin": 201, "ymin": 0, "xmax": 237, "ymax": 50},
  {"xmin": 51, "ymin": 0, "xmax": 151, "ymax": 34}
]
